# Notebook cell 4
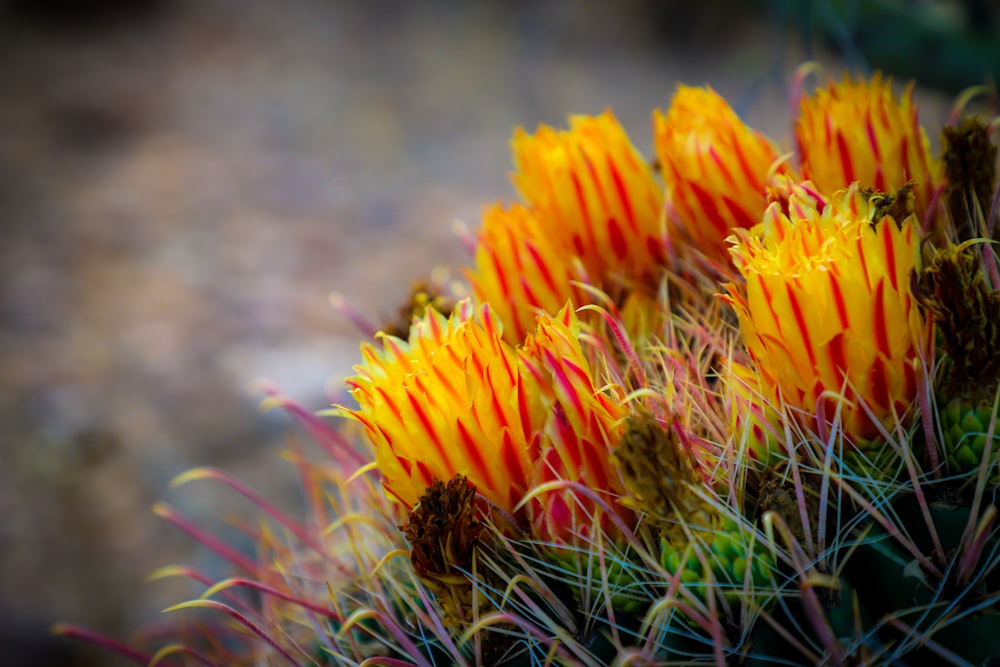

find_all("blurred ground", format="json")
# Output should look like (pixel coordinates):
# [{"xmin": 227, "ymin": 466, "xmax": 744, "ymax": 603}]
[{"xmin": 0, "ymin": 1, "xmax": 960, "ymax": 665}]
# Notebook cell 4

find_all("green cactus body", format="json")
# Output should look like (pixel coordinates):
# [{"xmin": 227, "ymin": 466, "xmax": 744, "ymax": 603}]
[
  {"xmin": 940, "ymin": 396, "xmax": 1000, "ymax": 479},
  {"xmin": 539, "ymin": 545, "xmax": 650, "ymax": 615},
  {"xmin": 841, "ymin": 439, "xmax": 908, "ymax": 485},
  {"xmin": 845, "ymin": 496, "xmax": 1000, "ymax": 663},
  {"xmin": 659, "ymin": 517, "xmax": 775, "ymax": 606},
  {"xmin": 910, "ymin": 608, "xmax": 1000, "ymax": 666}
]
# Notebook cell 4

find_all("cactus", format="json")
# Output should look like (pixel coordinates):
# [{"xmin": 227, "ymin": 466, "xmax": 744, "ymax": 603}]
[{"xmin": 56, "ymin": 67, "xmax": 1000, "ymax": 666}]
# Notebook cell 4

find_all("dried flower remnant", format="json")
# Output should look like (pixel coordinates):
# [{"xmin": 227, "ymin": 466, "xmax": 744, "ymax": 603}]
[
  {"xmin": 380, "ymin": 278, "xmax": 455, "ymax": 340},
  {"xmin": 915, "ymin": 242, "xmax": 1000, "ymax": 473},
  {"xmin": 941, "ymin": 116, "xmax": 999, "ymax": 242},
  {"xmin": 403, "ymin": 476, "xmax": 487, "ymax": 629},
  {"xmin": 613, "ymin": 412, "xmax": 701, "ymax": 524},
  {"xmin": 915, "ymin": 243, "xmax": 1000, "ymax": 396},
  {"xmin": 614, "ymin": 413, "xmax": 773, "ymax": 607}
]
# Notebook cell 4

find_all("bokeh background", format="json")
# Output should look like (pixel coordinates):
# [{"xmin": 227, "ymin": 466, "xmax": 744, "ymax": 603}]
[{"xmin": 0, "ymin": 1, "xmax": 995, "ymax": 665}]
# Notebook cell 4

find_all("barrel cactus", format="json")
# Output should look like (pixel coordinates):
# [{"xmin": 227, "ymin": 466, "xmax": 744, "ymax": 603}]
[{"xmin": 58, "ymin": 66, "xmax": 1000, "ymax": 666}]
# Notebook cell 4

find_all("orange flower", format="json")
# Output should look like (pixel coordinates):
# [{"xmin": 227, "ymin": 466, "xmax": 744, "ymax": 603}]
[
  {"xmin": 726, "ymin": 186, "xmax": 931, "ymax": 446},
  {"xmin": 342, "ymin": 300, "xmax": 542, "ymax": 512},
  {"xmin": 655, "ymin": 85, "xmax": 788, "ymax": 265},
  {"xmin": 512, "ymin": 111, "xmax": 666, "ymax": 280},
  {"xmin": 724, "ymin": 359, "xmax": 784, "ymax": 463},
  {"xmin": 466, "ymin": 112, "xmax": 667, "ymax": 344},
  {"xmin": 467, "ymin": 112, "xmax": 666, "ymax": 343},
  {"xmin": 466, "ymin": 203, "xmax": 588, "ymax": 344},
  {"xmin": 796, "ymin": 72, "xmax": 942, "ymax": 221},
  {"xmin": 520, "ymin": 305, "xmax": 634, "ymax": 543},
  {"xmin": 343, "ymin": 299, "xmax": 635, "ymax": 544}
]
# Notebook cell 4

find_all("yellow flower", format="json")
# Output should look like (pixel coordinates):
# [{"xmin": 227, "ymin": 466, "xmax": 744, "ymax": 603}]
[
  {"xmin": 726, "ymin": 187, "xmax": 931, "ymax": 446},
  {"xmin": 342, "ymin": 300, "xmax": 542, "ymax": 513},
  {"xmin": 466, "ymin": 203, "xmax": 588, "ymax": 344},
  {"xmin": 724, "ymin": 359, "xmax": 783, "ymax": 463},
  {"xmin": 512, "ymin": 111, "xmax": 666, "ymax": 280},
  {"xmin": 466, "ymin": 112, "xmax": 665, "ymax": 344},
  {"xmin": 520, "ymin": 305, "xmax": 634, "ymax": 543},
  {"xmin": 654, "ymin": 85, "xmax": 788, "ymax": 265},
  {"xmin": 796, "ymin": 73, "xmax": 942, "ymax": 222},
  {"xmin": 343, "ymin": 299, "xmax": 635, "ymax": 544}
]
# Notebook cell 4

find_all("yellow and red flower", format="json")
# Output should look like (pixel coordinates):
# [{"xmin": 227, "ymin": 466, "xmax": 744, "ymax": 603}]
[
  {"xmin": 342, "ymin": 300, "xmax": 542, "ymax": 512},
  {"xmin": 520, "ymin": 305, "xmax": 633, "ymax": 542},
  {"xmin": 511, "ymin": 111, "xmax": 666, "ymax": 280},
  {"xmin": 654, "ymin": 85, "xmax": 788, "ymax": 265},
  {"xmin": 796, "ymin": 72, "xmax": 942, "ymax": 222},
  {"xmin": 343, "ymin": 299, "xmax": 634, "ymax": 543},
  {"xmin": 726, "ymin": 186, "xmax": 932, "ymax": 446},
  {"xmin": 466, "ymin": 203, "xmax": 587, "ymax": 344},
  {"xmin": 723, "ymin": 359, "xmax": 784, "ymax": 463},
  {"xmin": 468, "ymin": 112, "xmax": 666, "ymax": 344}
]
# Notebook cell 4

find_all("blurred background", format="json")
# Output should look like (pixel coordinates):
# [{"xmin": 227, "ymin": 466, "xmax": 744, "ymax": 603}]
[{"xmin": 0, "ymin": 1, "xmax": 994, "ymax": 665}]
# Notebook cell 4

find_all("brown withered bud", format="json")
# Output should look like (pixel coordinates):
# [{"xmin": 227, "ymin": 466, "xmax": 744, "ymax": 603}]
[
  {"xmin": 941, "ymin": 117, "xmax": 998, "ymax": 242},
  {"xmin": 403, "ymin": 475, "xmax": 482, "ymax": 588},
  {"xmin": 612, "ymin": 412, "xmax": 712, "ymax": 538},
  {"xmin": 861, "ymin": 182, "xmax": 917, "ymax": 228},
  {"xmin": 913, "ymin": 242, "xmax": 1000, "ymax": 399},
  {"xmin": 402, "ymin": 476, "xmax": 518, "ymax": 661},
  {"xmin": 755, "ymin": 464, "xmax": 825, "ymax": 547},
  {"xmin": 380, "ymin": 279, "xmax": 455, "ymax": 340}
]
